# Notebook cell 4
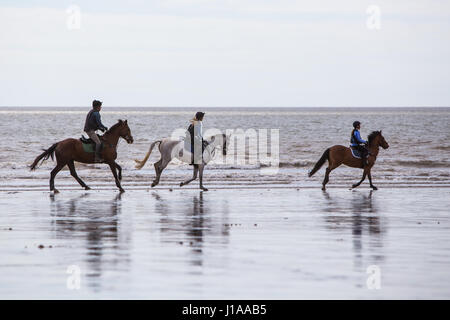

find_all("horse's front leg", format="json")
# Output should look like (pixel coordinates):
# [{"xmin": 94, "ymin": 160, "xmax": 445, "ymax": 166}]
[
  {"xmin": 368, "ymin": 170, "xmax": 377, "ymax": 190},
  {"xmin": 180, "ymin": 165, "xmax": 198, "ymax": 187},
  {"xmin": 322, "ymin": 168, "xmax": 331, "ymax": 191},
  {"xmin": 115, "ymin": 162, "xmax": 122, "ymax": 181},
  {"xmin": 352, "ymin": 168, "xmax": 368, "ymax": 189},
  {"xmin": 198, "ymin": 164, "xmax": 208, "ymax": 191},
  {"xmin": 108, "ymin": 162, "xmax": 124, "ymax": 193}
]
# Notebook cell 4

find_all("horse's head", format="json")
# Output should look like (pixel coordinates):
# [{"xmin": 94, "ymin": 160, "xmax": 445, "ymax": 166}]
[
  {"xmin": 369, "ymin": 130, "xmax": 389, "ymax": 149},
  {"xmin": 222, "ymin": 133, "xmax": 230, "ymax": 156},
  {"xmin": 118, "ymin": 119, "xmax": 134, "ymax": 144},
  {"xmin": 379, "ymin": 131, "xmax": 389, "ymax": 149},
  {"xmin": 208, "ymin": 133, "xmax": 229, "ymax": 156}
]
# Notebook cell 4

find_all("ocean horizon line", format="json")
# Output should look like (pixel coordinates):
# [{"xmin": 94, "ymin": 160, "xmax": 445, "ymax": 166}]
[{"xmin": 0, "ymin": 105, "xmax": 449, "ymax": 109}]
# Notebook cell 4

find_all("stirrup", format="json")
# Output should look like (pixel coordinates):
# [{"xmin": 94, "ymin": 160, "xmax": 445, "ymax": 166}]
[{"xmin": 95, "ymin": 154, "xmax": 104, "ymax": 163}]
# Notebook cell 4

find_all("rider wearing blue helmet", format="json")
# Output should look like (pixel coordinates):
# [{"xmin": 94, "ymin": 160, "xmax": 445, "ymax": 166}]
[{"xmin": 351, "ymin": 121, "xmax": 368, "ymax": 166}]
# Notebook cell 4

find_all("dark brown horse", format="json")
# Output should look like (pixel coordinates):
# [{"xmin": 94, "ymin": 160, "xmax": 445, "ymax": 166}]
[
  {"xmin": 30, "ymin": 120, "xmax": 133, "ymax": 193},
  {"xmin": 308, "ymin": 131, "xmax": 389, "ymax": 190}
]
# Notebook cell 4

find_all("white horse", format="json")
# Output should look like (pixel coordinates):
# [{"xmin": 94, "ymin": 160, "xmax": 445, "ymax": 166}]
[{"xmin": 134, "ymin": 134, "xmax": 229, "ymax": 191}]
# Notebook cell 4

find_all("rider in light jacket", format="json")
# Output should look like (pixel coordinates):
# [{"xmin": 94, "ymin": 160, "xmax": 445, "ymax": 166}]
[{"xmin": 184, "ymin": 112, "xmax": 206, "ymax": 165}]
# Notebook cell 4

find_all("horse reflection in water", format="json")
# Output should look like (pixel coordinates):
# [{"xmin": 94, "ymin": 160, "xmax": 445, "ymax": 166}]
[
  {"xmin": 152, "ymin": 191, "xmax": 230, "ymax": 268},
  {"xmin": 321, "ymin": 190, "xmax": 385, "ymax": 270},
  {"xmin": 50, "ymin": 193, "xmax": 130, "ymax": 291}
]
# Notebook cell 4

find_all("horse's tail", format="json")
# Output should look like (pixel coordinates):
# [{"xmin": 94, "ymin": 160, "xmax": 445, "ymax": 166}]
[
  {"xmin": 30, "ymin": 143, "xmax": 58, "ymax": 171},
  {"xmin": 308, "ymin": 148, "xmax": 330, "ymax": 177},
  {"xmin": 134, "ymin": 140, "xmax": 161, "ymax": 170}
]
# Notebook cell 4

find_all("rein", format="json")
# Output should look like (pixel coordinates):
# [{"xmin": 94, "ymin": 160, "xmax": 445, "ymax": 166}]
[
  {"xmin": 367, "ymin": 136, "xmax": 381, "ymax": 158},
  {"xmin": 205, "ymin": 135, "xmax": 224, "ymax": 160},
  {"xmin": 100, "ymin": 135, "xmax": 118, "ymax": 149},
  {"xmin": 101, "ymin": 125, "xmax": 124, "ymax": 150},
  {"xmin": 102, "ymin": 139, "xmax": 117, "ymax": 149}
]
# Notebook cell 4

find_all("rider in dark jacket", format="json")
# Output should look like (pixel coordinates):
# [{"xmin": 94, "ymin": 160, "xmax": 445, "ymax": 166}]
[
  {"xmin": 351, "ymin": 121, "xmax": 368, "ymax": 166},
  {"xmin": 84, "ymin": 100, "xmax": 108, "ymax": 162}
]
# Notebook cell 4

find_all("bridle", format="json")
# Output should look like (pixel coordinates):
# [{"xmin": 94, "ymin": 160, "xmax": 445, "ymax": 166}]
[{"xmin": 206, "ymin": 135, "xmax": 226, "ymax": 159}]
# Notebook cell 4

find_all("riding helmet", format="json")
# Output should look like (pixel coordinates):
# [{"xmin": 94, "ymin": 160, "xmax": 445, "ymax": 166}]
[
  {"xmin": 93, "ymin": 100, "xmax": 102, "ymax": 108},
  {"xmin": 353, "ymin": 121, "xmax": 361, "ymax": 128}
]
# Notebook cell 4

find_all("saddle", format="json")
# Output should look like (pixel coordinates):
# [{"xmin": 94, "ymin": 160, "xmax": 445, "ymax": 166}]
[
  {"xmin": 80, "ymin": 136, "xmax": 96, "ymax": 145},
  {"xmin": 185, "ymin": 140, "xmax": 210, "ymax": 165},
  {"xmin": 350, "ymin": 145, "xmax": 371, "ymax": 161},
  {"xmin": 350, "ymin": 146, "xmax": 363, "ymax": 159},
  {"xmin": 80, "ymin": 135, "xmax": 104, "ymax": 153}
]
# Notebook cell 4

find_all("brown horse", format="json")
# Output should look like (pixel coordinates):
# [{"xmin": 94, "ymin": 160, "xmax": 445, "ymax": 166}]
[
  {"xmin": 30, "ymin": 119, "xmax": 134, "ymax": 193},
  {"xmin": 308, "ymin": 131, "xmax": 389, "ymax": 190}
]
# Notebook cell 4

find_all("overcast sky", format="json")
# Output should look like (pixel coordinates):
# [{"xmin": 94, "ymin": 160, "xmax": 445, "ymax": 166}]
[{"xmin": 1, "ymin": 0, "xmax": 449, "ymax": 107}]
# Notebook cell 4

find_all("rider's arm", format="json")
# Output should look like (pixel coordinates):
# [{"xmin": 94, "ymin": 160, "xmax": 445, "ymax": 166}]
[
  {"xmin": 354, "ymin": 130, "xmax": 367, "ymax": 144},
  {"xmin": 94, "ymin": 112, "xmax": 107, "ymax": 131},
  {"xmin": 194, "ymin": 121, "xmax": 203, "ymax": 140}
]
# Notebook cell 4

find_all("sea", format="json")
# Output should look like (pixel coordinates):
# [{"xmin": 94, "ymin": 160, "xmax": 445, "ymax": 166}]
[{"xmin": 0, "ymin": 107, "xmax": 449, "ymax": 190}]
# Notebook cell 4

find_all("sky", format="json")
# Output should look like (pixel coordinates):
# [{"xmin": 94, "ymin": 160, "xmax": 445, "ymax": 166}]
[{"xmin": 1, "ymin": 0, "xmax": 449, "ymax": 107}]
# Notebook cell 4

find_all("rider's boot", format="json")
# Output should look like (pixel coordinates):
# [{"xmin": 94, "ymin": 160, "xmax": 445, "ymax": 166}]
[
  {"xmin": 95, "ymin": 144, "xmax": 103, "ymax": 163},
  {"xmin": 362, "ymin": 146, "xmax": 369, "ymax": 167},
  {"xmin": 362, "ymin": 151, "xmax": 369, "ymax": 167}
]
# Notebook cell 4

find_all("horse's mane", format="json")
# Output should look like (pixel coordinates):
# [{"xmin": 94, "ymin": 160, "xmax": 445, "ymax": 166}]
[
  {"xmin": 106, "ymin": 120, "xmax": 125, "ymax": 133},
  {"xmin": 206, "ymin": 133, "xmax": 226, "ymax": 143},
  {"xmin": 368, "ymin": 131, "xmax": 381, "ymax": 145}
]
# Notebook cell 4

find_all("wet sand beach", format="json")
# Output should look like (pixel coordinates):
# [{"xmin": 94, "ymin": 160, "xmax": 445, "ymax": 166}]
[
  {"xmin": 1, "ymin": 107, "xmax": 449, "ymax": 299},
  {"xmin": 1, "ymin": 187, "xmax": 450, "ymax": 299}
]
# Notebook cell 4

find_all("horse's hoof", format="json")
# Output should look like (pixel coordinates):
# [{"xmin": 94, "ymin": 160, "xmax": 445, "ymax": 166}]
[
  {"xmin": 53, "ymin": 189, "xmax": 59, "ymax": 194},
  {"xmin": 371, "ymin": 186, "xmax": 378, "ymax": 190},
  {"xmin": 201, "ymin": 187, "xmax": 208, "ymax": 192},
  {"xmin": 180, "ymin": 182, "xmax": 184, "ymax": 187},
  {"xmin": 85, "ymin": 186, "xmax": 91, "ymax": 190},
  {"xmin": 321, "ymin": 186, "xmax": 326, "ymax": 191},
  {"xmin": 352, "ymin": 184, "xmax": 358, "ymax": 189},
  {"xmin": 119, "ymin": 188, "xmax": 125, "ymax": 193},
  {"xmin": 151, "ymin": 183, "xmax": 156, "ymax": 188}
]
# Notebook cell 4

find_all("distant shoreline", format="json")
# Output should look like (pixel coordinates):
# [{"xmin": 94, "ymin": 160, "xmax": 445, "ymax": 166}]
[
  {"xmin": 0, "ymin": 106, "xmax": 449, "ymax": 116},
  {"xmin": 0, "ymin": 106, "xmax": 449, "ymax": 110}
]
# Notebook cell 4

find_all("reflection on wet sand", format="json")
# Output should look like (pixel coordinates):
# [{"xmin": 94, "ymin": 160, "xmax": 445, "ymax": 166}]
[
  {"xmin": 1, "ymin": 188, "xmax": 450, "ymax": 299},
  {"xmin": 322, "ymin": 190, "xmax": 384, "ymax": 269},
  {"xmin": 186, "ymin": 192, "xmax": 206, "ymax": 264},
  {"xmin": 152, "ymin": 191, "xmax": 230, "ymax": 268},
  {"xmin": 49, "ymin": 193, "xmax": 130, "ymax": 291}
]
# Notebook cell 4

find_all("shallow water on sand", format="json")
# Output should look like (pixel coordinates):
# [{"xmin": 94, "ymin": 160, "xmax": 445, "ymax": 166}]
[{"xmin": 1, "ymin": 188, "xmax": 449, "ymax": 299}]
